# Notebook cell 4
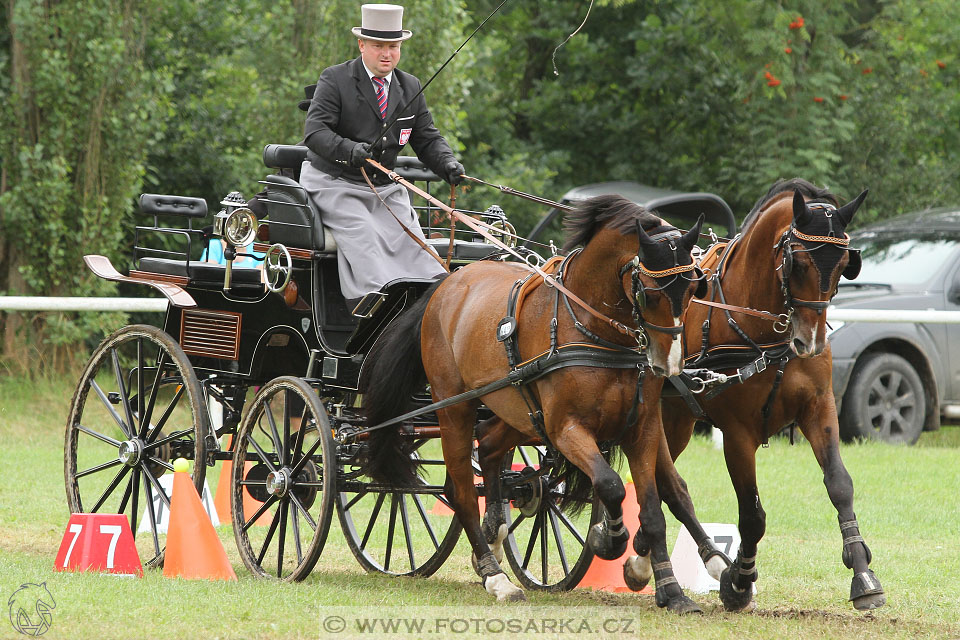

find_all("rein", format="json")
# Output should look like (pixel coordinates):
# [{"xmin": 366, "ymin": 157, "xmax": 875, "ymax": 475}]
[{"xmin": 365, "ymin": 158, "xmax": 644, "ymax": 342}]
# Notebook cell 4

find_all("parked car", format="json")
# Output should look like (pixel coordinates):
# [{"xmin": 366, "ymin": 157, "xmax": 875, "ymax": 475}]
[
  {"xmin": 829, "ymin": 207, "xmax": 960, "ymax": 444},
  {"xmin": 525, "ymin": 181, "xmax": 738, "ymax": 251}
]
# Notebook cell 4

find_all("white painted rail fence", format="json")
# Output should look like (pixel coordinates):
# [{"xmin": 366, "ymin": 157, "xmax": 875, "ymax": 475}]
[{"xmin": 1, "ymin": 297, "xmax": 960, "ymax": 323}]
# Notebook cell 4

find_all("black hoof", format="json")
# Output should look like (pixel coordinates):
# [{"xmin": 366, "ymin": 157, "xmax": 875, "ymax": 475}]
[
  {"xmin": 664, "ymin": 595, "xmax": 703, "ymax": 615},
  {"xmin": 719, "ymin": 566, "xmax": 754, "ymax": 612},
  {"xmin": 587, "ymin": 522, "xmax": 628, "ymax": 561},
  {"xmin": 850, "ymin": 570, "xmax": 886, "ymax": 610}
]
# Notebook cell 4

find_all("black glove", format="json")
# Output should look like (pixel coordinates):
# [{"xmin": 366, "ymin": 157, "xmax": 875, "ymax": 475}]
[
  {"xmin": 349, "ymin": 142, "xmax": 373, "ymax": 168},
  {"xmin": 444, "ymin": 160, "xmax": 465, "ymax": 186}
]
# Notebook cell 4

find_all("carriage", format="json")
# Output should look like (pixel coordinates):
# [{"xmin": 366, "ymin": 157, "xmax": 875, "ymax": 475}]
[
  {"xmin": 63, "ymin": 141, "xmax": 883, "ymax": 611},
  {"xmin": 63, "ymin": 144, "xmax": 715, "ymax": 587}
]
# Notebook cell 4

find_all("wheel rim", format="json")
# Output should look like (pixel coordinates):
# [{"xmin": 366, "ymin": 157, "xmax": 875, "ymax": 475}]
[
  {"xmin": 502, "ymin": 445, "xmax": 599, "ymax": 591},
  {"xmin": 865, "ymin": 369, "xmax": 919, "ymax": 441},
  {"xmin": 64, "ymin": 326, "xmax": 207, "ymax": 568},
  {"xmin": 336, "ymin": 436, "xmax": 462, "ymax": 577},
  {"xmin": 232, "ymin": 377, "xmax": 334, "ymax": 581}
]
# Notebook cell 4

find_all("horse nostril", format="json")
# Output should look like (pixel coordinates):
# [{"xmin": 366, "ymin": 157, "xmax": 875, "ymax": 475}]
[
  {"xmin": 793, "ymin": 338, "xmax": 806, "ymax": 353},
  {"xmin": 651, "ymin": 365, "xmax": 666, "ymax": 377}
]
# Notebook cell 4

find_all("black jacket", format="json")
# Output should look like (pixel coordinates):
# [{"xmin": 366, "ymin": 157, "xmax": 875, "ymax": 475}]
[{"xmin": 303, "ymin": 57, "xmax": 456, "ymax": 185}]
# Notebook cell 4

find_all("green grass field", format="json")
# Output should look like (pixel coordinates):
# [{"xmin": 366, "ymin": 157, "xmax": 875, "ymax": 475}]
[{"xmin": 2, "ymin": 374, "xmax": 959, "ymax": 639}]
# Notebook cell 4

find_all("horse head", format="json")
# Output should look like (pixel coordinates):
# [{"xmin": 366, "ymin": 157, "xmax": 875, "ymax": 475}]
[
  {"xmin": 777, "ymin": 188, "xmax": 867, "ymax": 357},
  {"xmin": 630, "ymin": 214, "xmax": 706, "ymax": 376}
]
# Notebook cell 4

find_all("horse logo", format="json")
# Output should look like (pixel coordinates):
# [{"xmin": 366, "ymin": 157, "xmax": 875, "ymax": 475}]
[{"xmin": 8, "ymin": 582, "xmax": 56, "ymax": 636}]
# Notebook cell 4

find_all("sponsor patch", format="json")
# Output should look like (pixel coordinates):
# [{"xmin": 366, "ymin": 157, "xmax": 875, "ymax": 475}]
[{"xmin": 399, "ymin": 127, "xmax": 413, "ymax": 145}]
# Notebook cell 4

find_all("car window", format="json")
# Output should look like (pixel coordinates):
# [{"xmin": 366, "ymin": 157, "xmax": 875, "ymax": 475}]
[{"xmin": 854, "ymin": 235, "xmax": 958, "ymax": 286}]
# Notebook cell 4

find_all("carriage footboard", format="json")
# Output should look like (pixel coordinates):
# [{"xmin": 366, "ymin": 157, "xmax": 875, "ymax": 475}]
[{"xmin": 83, "ymin": 254, "xmax": 197, "ymax": 308}]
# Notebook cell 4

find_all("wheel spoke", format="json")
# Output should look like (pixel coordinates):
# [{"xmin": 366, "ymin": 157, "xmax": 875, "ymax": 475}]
[
  {"xmin": 360, "ymin": 493, "xmax": 387, "ymax": 551},
  {"xmin": 549, "ymin": 502, "xmax": 587, "ymax": 545},
  {"xmin": 142, "ymin": 468, "xmax": 171, "ymax": 509},
  {"xmin": 384, "ymin": 494, "xmax": 399, "ymax": 572},
  {"xmin": 548, "ymin": 507, "xmax": 570, "ymax": 576},
  {"xmin": 76, "ymin": 457, "xmax": 123, "ymax": 479},
  {"xmin": 116, "ymin": 474, "xmax": 133, "ymax": 516},
  {"xmin": 399, "ymin": 495, "xmax": 416, "ymax": 571},
  {"xmin": 91, "ymin": 465, "xmax": 132, "ymax": 513},
  {"xmin": 243, "ymin": 494, "xmax": 278, "ymax": 531},
  {"xmin": 289, "ymin": 437, "xmax": 322, "ymax": 476},
  {"xmin": 91, "ymin": 380, "xmax": 131, "ymax": 438},
  {"xmin": 146, "ymin": 456, "xmax": 175, "ymax": 473},
  {"xmin": 540, "ymin": 509, "xmax": 549, "ymax": 583},
  {"xmin": 522, "ymin": 510, "xmax": 543, "ymax": 569},
  {"xmin": 136, "ymin": 338, "xmax": 145, "ymax": 435},
  {"xmin": 143, "ymin": 429, "xmax": 192, "ymax": 452},
  {"xmin": 142, "ymin": 470, "xmax": 162, "ymax": 557},
  {"xmin": 264, "ymin": 399, "xmax": 283, "ymax": 457},
  {"xmin": 130, "ymin": 467, "xmax": 141, "ymax": 540},
  {"xmin": 289, "ymin": 492, "xmax": 317, "ymax": 531},
  {"xmin": 138, "ymin": 351, "xmax": 166, "ymax": 438},
  {"xmin": 507, "ymin": 511, "xmax": 528, "ymax": 535},
  {"xmin": 76, "ymin": 423, "xmax": 121, "ymax": 448},
  {"xmin": 277, "ymin": 499, "xmax": 289, "ymax": 577},
  {"xmin": 145, "ymin": 384, "xmax": 185, "ymax": 444},
  {"xmin": 291, "ymin": 502, "xmax": 303, "ymax": 564},
  {"xmin": 282, "ymin": 390, "xmax": 291, "ymax": 467},
  {"xmin": 111, "ymin": 347, "xmax": 136, "ymax": 439},
  {"xmin": 257, "ymin": 508, "xmax": 282, "ymax": 566},
  {"xmin": 248, "ymin": 435, "xmax": 279, "ymax": 472},
  {"xmin": 411, "ymin": 494, "xmax": 440, "ymax": 549},
  {"xmin": 343, "ymin": 489, "xmax": 369, "ymax": 512}
]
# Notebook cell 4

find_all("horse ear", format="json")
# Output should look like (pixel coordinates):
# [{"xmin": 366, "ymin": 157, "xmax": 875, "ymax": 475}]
[
  {"xmin": 792, "ymin": 189, "xmax": 812, "ymax": 227},
  {"xmin": 635, "ymin": 220, "xmax": 656, "ymax": 246},
  {"xmin": 837, "ymin": 189, "xmax": 868, "ymax": 227},
  {"xmin": 843, "ymin": 249, "xmax": 862, "ymax": 280},
  {"xmin": 680, "ymin": 214, "xmax": 705, "ymax": 251}
]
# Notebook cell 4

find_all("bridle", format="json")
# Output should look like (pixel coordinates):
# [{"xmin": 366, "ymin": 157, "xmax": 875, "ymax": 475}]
[{"xmin": 774, "ymin": 202, "xmax": 853, "ymax": 327}]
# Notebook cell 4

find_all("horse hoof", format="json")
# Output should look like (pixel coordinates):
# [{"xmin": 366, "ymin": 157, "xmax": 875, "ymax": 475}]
[
  {"xmin": 850, "ymin": 570, "xmax": 885, "ymax": 610},
  {"xmin": 719, "ymin": 566, "xmax": 755, "ymax": 612},
  {"xmin": 622, "ymin": 555, "xmax": 652, "ymax": 592},
  {"xmin": 852, "ymin": 592, "xmax": 886, "ymax": 611},
  {"xmin": 587, "ymin": 522, "xmax": 628, "ymax": 561},
  {"xmin": 664, "ymin": 595, "xmax": 703, "ymax": 615},
  {"xmin": 484, "ymin": 573, "xmax": 526, "ymax": 602}
]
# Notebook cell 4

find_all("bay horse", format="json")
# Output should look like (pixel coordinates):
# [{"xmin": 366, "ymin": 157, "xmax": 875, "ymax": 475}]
[
  {"xmin": 658, "ymin": 179, "xmax": 885, "ymax": 611},
  {"xmin": 360, "ymin": 195, "xmax": 707, "ymax": 610}
]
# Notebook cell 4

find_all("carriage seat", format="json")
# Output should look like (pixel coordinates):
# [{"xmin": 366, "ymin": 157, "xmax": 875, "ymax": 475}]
[{"xmin": 137, "ymin": 257, "xmax": 263, "ymax": 287}]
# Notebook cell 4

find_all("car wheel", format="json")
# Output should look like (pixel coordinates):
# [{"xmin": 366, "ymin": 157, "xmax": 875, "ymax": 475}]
[{"xmin": 840, "ymin": 352, "xmax": 925, "ymax": 444}]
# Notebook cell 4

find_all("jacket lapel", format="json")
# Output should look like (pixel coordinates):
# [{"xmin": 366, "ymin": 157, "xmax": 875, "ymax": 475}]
[
  {"xmin": 384, "ymin": 71, "xmax": 404, "ymax": 123},
  {"xmin": 352, "ymin": 58, "xmax": 381, "ymax": 120}
]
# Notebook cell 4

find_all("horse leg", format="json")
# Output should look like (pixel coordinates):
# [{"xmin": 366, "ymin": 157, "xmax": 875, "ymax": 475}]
[
  {"xmin": 551, "ymin": 423, "xmax": 630, "ymax": 561},
  {"xmin": 800, "ymin": 399, "xmax": 886, "ymax": 610},
  {"xmin": 717, "ymin": 428, "xmax": 762, "ymax": 612},
  {"xmin": 473, "ymin": 417, "xmax": 527, "ymax": 571},
  {"xmin": 438, "ymin": 405, "xmax": 524, "ymax": 602},
  {"xmin": 654, "ymin": 431, "xmax": 730, "ymax": 581},
  {"xmin": 622, "ymin": 426, "xmax": 702, "ymax": 614}
]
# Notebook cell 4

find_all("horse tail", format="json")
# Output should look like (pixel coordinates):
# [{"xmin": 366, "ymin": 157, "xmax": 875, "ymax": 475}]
[
  {"xmin": 556, "ymin": 446, "xmax": 623, "ymax": 516},
  {"xmin": 359, "ymin": 276, "xmax": 448, "ymax": 485}
]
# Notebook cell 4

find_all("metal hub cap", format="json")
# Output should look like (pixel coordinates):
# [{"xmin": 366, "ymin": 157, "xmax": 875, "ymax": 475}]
[
  {"xmin": 266, "ymin": 469, "xmax": 290, "ymax": 497},
  {"xmin": 118, "ymin": 439, "xmax": 144, "ymax": 466}
]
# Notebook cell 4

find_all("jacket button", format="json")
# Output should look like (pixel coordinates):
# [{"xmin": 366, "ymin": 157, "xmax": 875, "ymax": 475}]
[{"xmin": 383, "ymin": 137, "xmax": 387, "ymax": 141}]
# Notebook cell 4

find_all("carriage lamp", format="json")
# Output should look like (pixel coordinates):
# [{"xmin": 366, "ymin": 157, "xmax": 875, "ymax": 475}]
[{"xmin": 213, "ymin": 192, "xmax": 258, "ymax": 248}]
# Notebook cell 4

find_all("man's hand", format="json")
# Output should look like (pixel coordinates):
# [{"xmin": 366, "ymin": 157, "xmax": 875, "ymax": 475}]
[
  {"xmin": 349, "ymin": 142, "xmax": 373, "ymax": 168},
  {"xmin": 443, "ymin": 160, "xmax": 465, "ymax": 186}
]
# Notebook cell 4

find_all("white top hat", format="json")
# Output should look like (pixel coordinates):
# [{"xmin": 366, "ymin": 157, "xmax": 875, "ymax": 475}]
[{"xmin": 352, "ymin": 4, "xmax": 413, "ymax": 42}]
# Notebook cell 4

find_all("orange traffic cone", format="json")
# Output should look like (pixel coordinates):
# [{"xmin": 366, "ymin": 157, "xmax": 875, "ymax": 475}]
[
  {"xmin": 213, "ymin": 436, "xmax": 269, "ymax": 526},
  {"xmin": 578, "ymin": 482, "xmax": 653, "ymax": 594},
  {"xmin": 164, "ymin": 462, "xmax": 237, "ymax": 581}
]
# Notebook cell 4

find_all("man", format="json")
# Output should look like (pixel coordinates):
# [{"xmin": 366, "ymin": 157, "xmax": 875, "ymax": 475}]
[{"xmin": 300, "ymin": 3, "xmax": 465, "ymax": 309}]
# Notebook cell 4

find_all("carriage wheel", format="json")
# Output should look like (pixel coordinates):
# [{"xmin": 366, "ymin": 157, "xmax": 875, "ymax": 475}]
[
  {"xmin": 64, "ymin": 324, "xmax": 208, "ymax": 568},
  {"xmin": 336, "ymin": 436, "xmax": 462, "ymax": 577},
  {"xmin": 231, "ymin": 376, "xmax": 335, "ymax": 581},
  {"xmin": 501, "ymin": 445, "xmax": 601, "ymax": 591}
]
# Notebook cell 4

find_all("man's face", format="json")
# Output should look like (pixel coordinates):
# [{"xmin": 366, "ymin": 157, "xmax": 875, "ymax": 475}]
[{"xmin": 359, "ymin": 39, "xmax": 402, "ymax": 77}]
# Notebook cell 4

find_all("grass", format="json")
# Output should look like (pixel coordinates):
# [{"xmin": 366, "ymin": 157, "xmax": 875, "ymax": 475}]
[{"xmin": 1, "ymin": 374, "xmax": 959, "ymax": 639}]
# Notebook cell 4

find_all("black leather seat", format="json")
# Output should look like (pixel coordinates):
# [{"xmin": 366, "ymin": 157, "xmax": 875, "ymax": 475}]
[{"xmin": 138, "ymin": 257, "xmax": 262, "ymax": 286}]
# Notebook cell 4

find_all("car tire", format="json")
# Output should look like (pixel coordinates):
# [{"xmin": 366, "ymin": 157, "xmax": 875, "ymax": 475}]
[{"xmin": 840, "ymin": 352, "xmax": 925, "ymax": 444}]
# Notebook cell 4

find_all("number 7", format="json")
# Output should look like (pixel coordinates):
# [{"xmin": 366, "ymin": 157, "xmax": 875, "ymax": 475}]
[
  {"xmin": 63, "ymin": 523, "xmax": 84, "ymax": 567},
  {"xmin": 99, "ymin": 524, "xmax": 122, "ymax": 569}
]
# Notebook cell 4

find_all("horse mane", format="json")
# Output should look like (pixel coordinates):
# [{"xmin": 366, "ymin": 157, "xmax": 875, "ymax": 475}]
[
  {"xmin": 562, "ymin": 194, "xmax": 661, "ymax": 252},
  {"xmin": 740, "ymin": 178, "xmax": 840, "ymax": 233}
]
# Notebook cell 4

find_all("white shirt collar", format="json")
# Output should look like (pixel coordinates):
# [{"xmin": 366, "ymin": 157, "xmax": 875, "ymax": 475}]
[{"xmin": 361, "ymin": 62, "xmax": 393, "ymax": 86}]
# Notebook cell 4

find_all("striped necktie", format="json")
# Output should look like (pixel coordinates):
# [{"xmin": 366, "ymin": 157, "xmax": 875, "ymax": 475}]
[{"xmin": 372, "ymin": 76, "xmax": 387, "ymax": 120}]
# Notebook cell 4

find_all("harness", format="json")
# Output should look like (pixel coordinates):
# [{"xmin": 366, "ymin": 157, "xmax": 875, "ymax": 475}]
[{"xmin": 669, "ymin": 201, "xmax": 854, "ymax": 445}]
